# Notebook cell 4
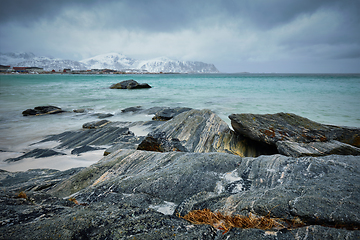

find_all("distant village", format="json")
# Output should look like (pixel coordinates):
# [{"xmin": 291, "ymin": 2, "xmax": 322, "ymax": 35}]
[{"xmin": 0, "ymin": 65, "xmax": 165, "ymax": 74}]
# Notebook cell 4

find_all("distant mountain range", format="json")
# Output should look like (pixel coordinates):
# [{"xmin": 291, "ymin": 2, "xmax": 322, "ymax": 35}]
[{"xmin": 0, "ymin": 52, "xmax": 219, "ymax": 73}]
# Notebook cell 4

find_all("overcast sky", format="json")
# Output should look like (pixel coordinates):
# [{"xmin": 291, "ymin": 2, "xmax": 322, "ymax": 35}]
[{"xmin": 1, "ymin": 0, "xmax": 359, "ymax": 73}]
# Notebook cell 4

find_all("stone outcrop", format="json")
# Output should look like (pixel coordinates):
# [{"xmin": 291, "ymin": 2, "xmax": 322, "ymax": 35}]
[
  {"xmin": 229, "ymin": 112, "xmax": 360, "ymax": 157},
  {"xmin": 2, "ymin": 108, "xmax": 360, "ymax": 239},
  {"xmin": 22, "ymin": 106, "xmax": 65, "ymax": 116},
  {"xmin": 138, "ymin": 109, "xmax": 277, "ymax": 157},
  {"xmin": 110, "ymin": 79, "xmax": 151, "ymax": 89},
  {"xmin": 1, "ymin": 151, "xmax": 359, "ymax": 239}
]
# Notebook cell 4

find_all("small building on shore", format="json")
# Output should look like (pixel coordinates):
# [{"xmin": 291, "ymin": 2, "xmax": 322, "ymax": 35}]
[
  {"xmin": 0, "ymin": 65, "xmax": 11, "ymax": 72},
  {"xmin": 13, "ymin": 67, "xmax": 28, "ymax": 72},
  {"xmin": 13, "ymin": 67, "xmax": 44, "ymax": 73}
]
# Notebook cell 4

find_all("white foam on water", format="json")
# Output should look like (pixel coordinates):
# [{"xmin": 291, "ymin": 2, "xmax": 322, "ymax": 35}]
[{"xmin": 0, "ymin": 149, "xmax": 104, "ymax": 172}]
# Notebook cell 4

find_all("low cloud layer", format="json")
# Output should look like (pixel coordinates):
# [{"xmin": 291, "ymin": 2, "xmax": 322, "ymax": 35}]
[{"xmin": 1, "ymin": 0, "xmax": 359, "ymax": 73}]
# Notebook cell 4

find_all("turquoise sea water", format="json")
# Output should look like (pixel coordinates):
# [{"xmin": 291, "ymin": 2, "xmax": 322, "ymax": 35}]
[{"xmin": 0, "ymin": 73, "xmax": 359, "ymax": 170}]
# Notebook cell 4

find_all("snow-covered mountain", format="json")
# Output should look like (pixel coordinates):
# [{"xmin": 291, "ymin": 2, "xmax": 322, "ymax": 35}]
[
  {"xmin": 0, "ymin": 52, "xmax": 219, "ymax": 73},
  {"xmin": 0, "ymin": 52, "xmax": 87, "ymax": 71},
  {"xmin": 15, "ymin": 57, "xmax": 88, "ymax": 71},
  {"xmin": 80, "ymin": 53, "xmax": 136, "ymax": 70},
  {"xmin": 81, "ymin": 53, "xmax": 219, "ymax": 73},
  {"xmin": 136, "ymin": 57, "xmax": 219, "ymax": 73}
]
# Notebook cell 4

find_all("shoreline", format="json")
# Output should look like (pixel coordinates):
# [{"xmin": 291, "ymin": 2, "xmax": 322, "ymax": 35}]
[{"xmin": 0, "ymin": 107, "xmax": 359, "ymax": 239}]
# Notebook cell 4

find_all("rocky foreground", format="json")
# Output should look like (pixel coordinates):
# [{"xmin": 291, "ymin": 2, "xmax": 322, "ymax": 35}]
[{"xmin": 1, "ymin": 108, "xmax": 360, "ymax": 239}]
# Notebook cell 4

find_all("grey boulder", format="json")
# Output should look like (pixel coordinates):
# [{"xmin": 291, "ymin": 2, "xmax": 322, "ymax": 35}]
[{"xmin": 110, "ymin": 79, "xmax": 151, "ymax": 89}]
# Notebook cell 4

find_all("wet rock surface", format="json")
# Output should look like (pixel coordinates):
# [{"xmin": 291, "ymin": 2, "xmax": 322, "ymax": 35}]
[
  {"xmin": 110, "ymin": 79, "xmax": 151, "ymax": 89},
  {"xmin": 22, "ymin": 106, "xmax": 65, "ymax": 116},
  {"xmin": 152, "ymin": 107, "xmax": 192, "ymax": 121}
]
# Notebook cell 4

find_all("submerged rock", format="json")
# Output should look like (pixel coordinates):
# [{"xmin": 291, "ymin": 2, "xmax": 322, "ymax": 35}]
[
  {"xmin": 110, "ymin": 79, "xmax": 151, "ymax": 89},
  {"xmin": 22, "ymin": 106, "xmax": 65, "ymax": 116},
  {"xmin": 121, "ymin": 106, "xmax": 143, "ymax": 113},
  {"xmin": 82, "ymin": 119, "xmax": 111, "ymax": 129},
  {"xmin": 92, "ymin": 113, "xmax": 114, "ymax": 119},
  {"xmin": 70, "ymin": 145, "xmax": 105, "ymax": 155},
  {"xmin": 5, "ymin": 148, "xmax": 66, "ymax": 162},
  {"xmin": 152, "ymin": 107, "xmax": 192, "ymax": 121},
  {"xmin": 229, "ymin": 112, "xmax": 360, "ymax": 157}
]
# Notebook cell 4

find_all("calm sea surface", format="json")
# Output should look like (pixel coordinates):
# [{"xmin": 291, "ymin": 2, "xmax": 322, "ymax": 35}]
[{"xmin": 1, "ymin": 73, "xmax": 359, "ymax": 170}]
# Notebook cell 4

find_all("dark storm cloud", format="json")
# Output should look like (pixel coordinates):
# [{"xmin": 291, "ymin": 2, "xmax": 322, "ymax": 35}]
[
  {"xmin": 1, "ymin": 0, "xmax": 359, "ymax": 72},
  {"xmin": 3, "ymin": 0, "xmax": 358, "ymax": 31}
]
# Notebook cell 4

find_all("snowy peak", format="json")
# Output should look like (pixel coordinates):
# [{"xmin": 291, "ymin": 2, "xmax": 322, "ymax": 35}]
[
  {"xmin": 80, "ymin": 53, "xmax": 136, "ymax": 70},
  {"xmin": 135, "ymin": 57, "xmax": 219, "ymax": 73},
  {"xmin": 81, "ymin": 53, "xmax": 219, "ymax": 73}
]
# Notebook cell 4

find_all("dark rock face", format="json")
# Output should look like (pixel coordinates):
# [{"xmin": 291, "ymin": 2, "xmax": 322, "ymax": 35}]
[
  {"xmin": 110, "ymin": 79, "xmax": 152, "ymax": 89},
  {"xmin": 92, "ymin": 113, "xmax": 114, "ymax": 119},
  {"xmin": 82, "ymin": 119, "xmax": 111, "ymax": 129},
  {"xmin": 152, "ymin": 107, "xmax": 192, "ymax": 121},
  {"xmin": 139, "ymin": 109, "xmax": 278, "ymax": 157},
  {"xmin": 71, "ymin": 145, "xmax": 105, "ymax": 155},
  {"xmin": 137, "ymin": 132, "xmax": 188, "ymax": 152},
  {"xmin": 22, "ymin": 106, "xmax": 65, "ymax": 116},
  {"xmin": 121, "ymin": 106, "xmax": 143, "ymax": 113},
  {"xmin": 229, "ymin": 112, "xmax": 360, "ymax": 157}
]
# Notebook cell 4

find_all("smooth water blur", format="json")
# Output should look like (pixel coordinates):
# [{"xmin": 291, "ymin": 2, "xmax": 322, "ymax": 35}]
[{"xmin": 0, "ymin": 73, "xmax": 359, "ymax": 168}]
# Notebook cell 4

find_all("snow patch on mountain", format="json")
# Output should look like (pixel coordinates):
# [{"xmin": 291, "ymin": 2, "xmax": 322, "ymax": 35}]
[
  {"xmin": 0, "ymin": 52, "xmax": 87, "ymax": 71},
  {"xmin": 135, "ymin": 57, "xmax": 219, "ymax": 73},
  {"xmin": 15, "ymin": 57, "xmax": 88, "ymax": 71},
  {"xmin": 80, "ymin": 53, "xmax": 136, "ymax": 70}
]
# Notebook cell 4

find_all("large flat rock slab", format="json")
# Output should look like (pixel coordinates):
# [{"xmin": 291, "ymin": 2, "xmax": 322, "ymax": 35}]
[
  {"xmin": 1, "ymin": 150, "xmax": 359, "ymax": 238},
  {"xmin": 229, "ymin": 112, "xmax": 360, "ymax": 157}
]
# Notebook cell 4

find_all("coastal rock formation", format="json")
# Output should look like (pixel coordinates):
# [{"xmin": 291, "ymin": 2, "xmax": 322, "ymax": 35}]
[
  {"xmin": 229, "ymin": 112, "xmax": 360, "ymax": 157},
  {"xmin": 138, "ymin": 109, "xmax": 277, "ymax": 157},
  {"xmin": 22, "ymin": 106, "xmax": 65, "ymax": 116},
  {"xmin": 110, "ymin": 79, "xmax": 151, "ymax": 89},
  {"xmin": 1, "ymin": 151, "xmax": 359, "ymax": 239},
  {"xmin": 2, "ymin": 108, "xmax": 360, "ymax": 239},
  {"xmin": 152, "ymin": 107, "xmax": 192, "ymax": 121}
]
